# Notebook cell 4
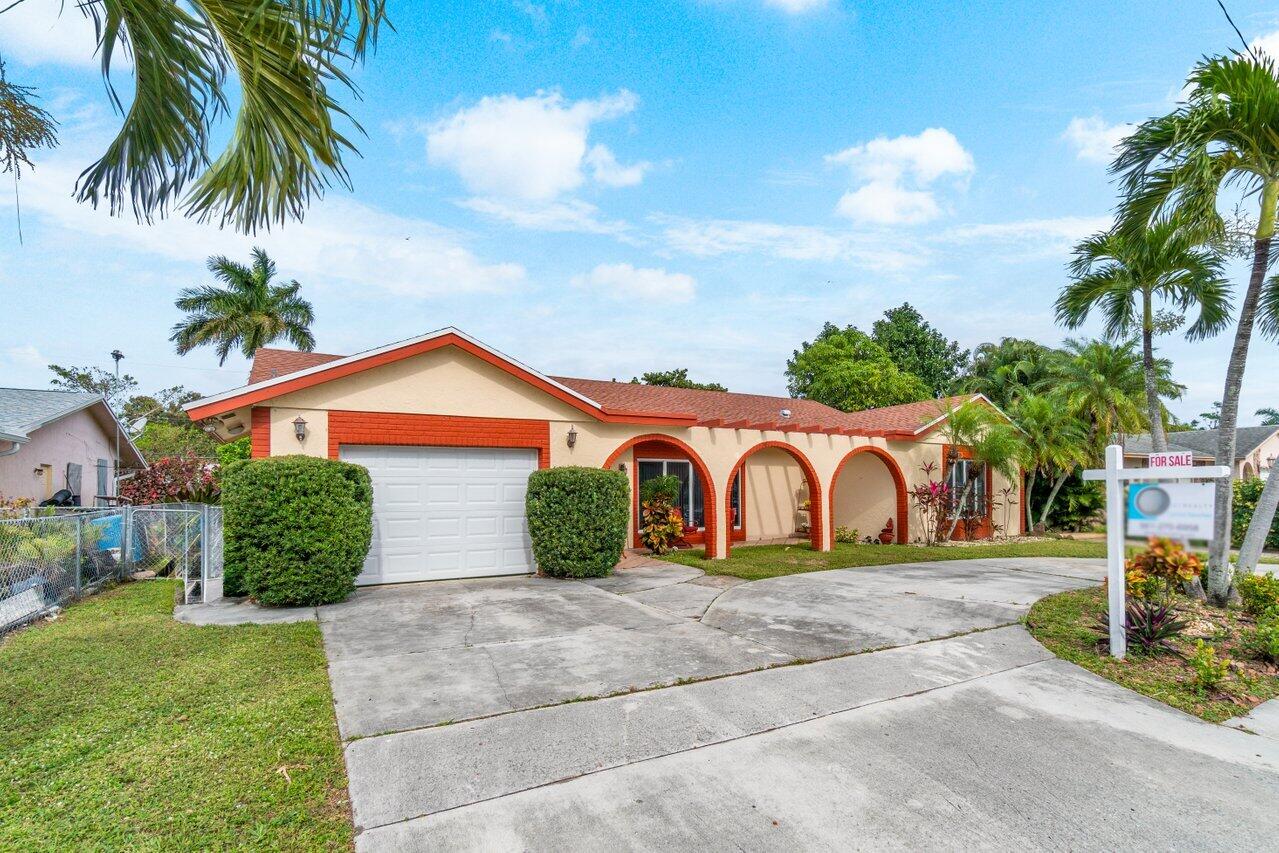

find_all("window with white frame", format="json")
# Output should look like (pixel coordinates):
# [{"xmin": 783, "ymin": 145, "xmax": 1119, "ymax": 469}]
[
  {"xmin": 945, "ymin": 458, "xmax": 987, "ymax": 517},
  {"xmin": 638, "ymin": 459, "xmax": 705, "ymax": 527}
]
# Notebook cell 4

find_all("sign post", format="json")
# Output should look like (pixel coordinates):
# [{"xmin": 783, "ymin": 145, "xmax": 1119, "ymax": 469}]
[{"xmin": 1082, "ymin": 445, "xmax": 1230, "ymax": 660}]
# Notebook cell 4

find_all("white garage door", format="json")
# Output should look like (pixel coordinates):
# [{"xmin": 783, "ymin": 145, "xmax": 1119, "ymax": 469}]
[{"xmin": 340, "ymin": 445, "xmax": 538, "ymax": 584}]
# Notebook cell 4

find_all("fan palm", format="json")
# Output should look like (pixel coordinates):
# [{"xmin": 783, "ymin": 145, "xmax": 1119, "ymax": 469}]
[
  {"xmin": 170, "ymin": 249, "xmax": 315, "ymax": 364},
  {"xmin": 1058, "ymin": 221, "xmax": 1230, "ymax": 453},
  {"xmin": 1113, "ymin": 51, "xmax": 1279, "ymax": 602},
  {"xmin": 1051, "ymin": 338, "xmax": 1181, "ymax": 462},
  {"xmin": 1011, "ymin": 394, "xmax": 1090, "ymax": 532},
  {"xmin": 0, "ymin": 0, "xmax": 387, "ymax": 233}
]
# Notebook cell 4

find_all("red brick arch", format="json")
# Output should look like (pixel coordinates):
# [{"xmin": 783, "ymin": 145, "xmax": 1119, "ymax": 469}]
[
  {"xmin": 828, "ymin": 446, "xmax": 909, "ymax": 546},
  {"xmin": 724, "ymin": 441, "xmax": 824, "ymax": 556},
  {"xmin": 603, "ymin": 434, "xmax": 718, "ymax": 559}
]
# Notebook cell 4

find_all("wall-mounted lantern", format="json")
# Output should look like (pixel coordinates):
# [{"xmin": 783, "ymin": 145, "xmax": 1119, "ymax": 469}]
[
  {"xmin": 293, "ymin": 416, "xmax": 308, "ymax": 443},
  {"xmin": 567, "ymin": 425, "xmax": 578, "ymax": 448}
]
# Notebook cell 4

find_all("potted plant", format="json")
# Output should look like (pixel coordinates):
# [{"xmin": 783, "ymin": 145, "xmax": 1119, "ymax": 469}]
[{"xmin": 796, "ymin": 498, "xmax": 811, "ymax": 533}]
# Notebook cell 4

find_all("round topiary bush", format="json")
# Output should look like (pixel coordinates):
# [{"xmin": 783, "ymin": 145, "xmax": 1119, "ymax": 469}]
[
  {"xmin": 526, "ymin": 466, "xmax": 629, "ymax": 578},
  {"xmin": 221, "ymin": 455, "xmax": 372, "ymax": 606}
]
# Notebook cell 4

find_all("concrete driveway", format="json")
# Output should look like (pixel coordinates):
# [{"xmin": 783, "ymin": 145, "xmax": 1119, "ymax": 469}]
[{"xmin": 321, "ymin": 557, "xmax": 1279, "ymax": 850}]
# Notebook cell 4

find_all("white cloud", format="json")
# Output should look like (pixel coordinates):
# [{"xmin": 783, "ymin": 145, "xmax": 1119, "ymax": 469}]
[
  {"xmin": 1250, "ymin": 31, "xmax": 1279, "ymax": 60},
  {"xmin": 4, "ymin": 159, "xmax": 524, "ymax": 297},
  {"xmin": 1063, "ymin": 116, "xmax": 1129, "ymax": 164},
  {"xmin": 825, "ymin": 128, "xmax": 974, "ymax": 226},
  {"xmin": 585, "ymin": 144, "xmax": 649, "ymax": 188},
  {"xmin": 425, "ymin": 90, "xmax": 641, "ymax": 201},
  {"xmin": 460, "ymin": 197, "xmax": 632, "ymax": 236},
  {"xmin": 572, "ymin": 263, "xmax": 696, "ymax": 302},
  {"xmin": 3, "ymin": 345, "xmax": 48, "ymax": 371},
  {"xmin": 941, "ymin": 216, "xmax": 1111, "ymax": 245},
  {"xmin": 654, "ymin": 215, "xmax": 922, "ymax": 271},
  {"xmin": 0, "ymin": 4, "xmax": 100, "ymax": 68}
]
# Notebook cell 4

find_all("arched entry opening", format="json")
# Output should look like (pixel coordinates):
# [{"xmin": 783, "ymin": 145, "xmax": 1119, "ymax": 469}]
[
  {"xmin": 602, "ymin": 434, "xmax": 718, "ymax": 559},
  {"xmin": 829, "ymin": 446, "xmax": 908, "ymax": 546},
  {"xmin": 725, "ymin": 441, "xmax": 823, "ymax": 556}
]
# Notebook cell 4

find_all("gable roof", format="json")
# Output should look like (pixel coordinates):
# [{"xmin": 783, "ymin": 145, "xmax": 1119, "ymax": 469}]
[
  {"xmin": 0, "ymin": 388, "xmax": 145, "ymax": 466},
  {"xmin": 1122, "ymin": 426, "xmax": 1279, "ymax": 461},
  {"xmin": 187, "ymin": 329, "xmax": 996, "ymax": 438}
]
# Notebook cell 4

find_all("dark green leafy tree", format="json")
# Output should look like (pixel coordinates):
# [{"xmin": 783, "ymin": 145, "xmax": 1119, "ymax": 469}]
[
  {"xmin": 171, "ymin": 248, "xmax": 315, "ymax": 365},
  {"xmin": 1114, "ymin": 50, "xmax": 1279, "ymax": 602},
  {"xmin": 631, "ymin": 369, "xmax": 727, "ymax": 392},
  {"xmin": 0, "ymin": 1, "xmax": 387, "ymax": 233},
  {"xmin": 1058, "ymin": 220, "xmax": 1230, "ymax": 453},
  {"xmin": 134, "ymin": 422, "xmax": 220, "ymax": 460},
  {"xmin": 48, "ymin": 364, "xmax": 138, "ymax": 414},
  {"xmin": 121, "ymin": 385, "xmax": 204, "ymax": 428},
  {"xmin": 786, "ymin": 323, "xmax": 930, "ymax": 412},
  {"xmin": 871, "ymin": 303, "xmax": 969, "ymax": 397}
]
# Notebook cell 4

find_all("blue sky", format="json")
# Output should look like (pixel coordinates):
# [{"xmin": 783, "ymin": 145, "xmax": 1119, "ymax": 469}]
[{"xmin": 1, "ymin": 0, "xmax": 1277, "ymax": 424}]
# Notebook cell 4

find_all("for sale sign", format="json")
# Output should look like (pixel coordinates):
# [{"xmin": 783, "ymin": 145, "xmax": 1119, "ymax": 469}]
[
  {"xmin": 1126, "ymin": 482, "xmax": 1215, "ymax": 540},
  {"xmin": 1147, "ymin": 451, "xmax": 1195, "ymax": 468}
]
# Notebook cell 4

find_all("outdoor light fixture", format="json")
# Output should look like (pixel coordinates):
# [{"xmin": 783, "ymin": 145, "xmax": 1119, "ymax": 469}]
[
  {"xmin": 293, "ymin": 416, "xmax": 308, "ymax": 443},
  {"xmin": 567, "ymin": 425, "xmax": 578, "ymax": 448}
]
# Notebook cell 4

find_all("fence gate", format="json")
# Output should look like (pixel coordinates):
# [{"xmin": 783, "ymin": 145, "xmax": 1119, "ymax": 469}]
[{"xmin": 126, "ymin": 504, "xmax": 223, "ymax": 606}]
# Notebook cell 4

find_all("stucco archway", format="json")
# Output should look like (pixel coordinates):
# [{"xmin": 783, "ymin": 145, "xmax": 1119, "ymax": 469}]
[
  {"xmin": 603, "ymin": 434, "xmax": 719, "ymax": 559},
  {"xmin": 828, "ymin": 446, "xmax": 909, "ymax": 546},
  {"xmin": 724, "ymin": 441, "xmax": 824, "ymax": 555}
]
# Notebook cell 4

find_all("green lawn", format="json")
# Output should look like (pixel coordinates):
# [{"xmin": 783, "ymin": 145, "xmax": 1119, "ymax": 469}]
[
  {"xmin": 657, "ymin": 539, "xmax": 1108, "ymax": 581},
  {"xmin": 1025, "ymin": 586, "xmax": 1279, "ymax": 723},
  {"xmin": 0, "ymin": 581, "xmax": 350, "ymax": 851}
]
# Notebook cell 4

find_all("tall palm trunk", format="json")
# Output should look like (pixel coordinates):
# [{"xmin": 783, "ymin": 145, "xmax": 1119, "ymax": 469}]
[
  {"xmin": 1037, "ymin": 471, "xmax": 1071, "ymax": 529},
  {"xmin": 1024, "ymin": 470, "xmax": 1037, "ymax": 533},
  {"xmin": 1238, "ymin": 463, "xmax": 1279, "ymax": 575},
  {"xmin": 1208, "ymin": 180, "xmax": 1279, "ymax": 605},
  {"xmin": 1140, "ymin": 289, "xmax": 1167, "ymax": 453}
]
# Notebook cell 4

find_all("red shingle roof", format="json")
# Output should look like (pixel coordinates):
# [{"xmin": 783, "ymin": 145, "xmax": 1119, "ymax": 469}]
[
  {"xmin": 248, "ymin": 349, "xmax": 344, "ymax": 385},
  {"xmin": 247, "ymin": 347, "xmax": 976, "ymax": 436}
]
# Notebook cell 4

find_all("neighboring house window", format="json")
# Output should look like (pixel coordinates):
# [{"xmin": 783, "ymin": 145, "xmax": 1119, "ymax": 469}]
[
  {"xmin": 638, "ymin": 459, "xmax": 705, "ymax": 528},
  {"xmin": 96, "ymin": 459, "xmax": 109, "ymax": 505},
  {"xmin": 946, "ymin": 459, "xmax": 987, "ymax": 517}
]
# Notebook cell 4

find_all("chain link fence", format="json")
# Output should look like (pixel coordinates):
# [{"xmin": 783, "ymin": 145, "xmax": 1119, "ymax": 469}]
[{"xmin": 0, "ymin": 503, "xmax": 223, "ymax": 636}]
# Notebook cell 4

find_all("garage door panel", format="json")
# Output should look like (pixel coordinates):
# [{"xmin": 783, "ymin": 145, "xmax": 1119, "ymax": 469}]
[{"xmin": 341, "ymin": 444, "xmax": 536, "ymax": 584}]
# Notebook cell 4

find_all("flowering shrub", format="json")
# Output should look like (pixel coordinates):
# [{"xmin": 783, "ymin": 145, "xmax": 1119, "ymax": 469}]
[
  {"xmin": 909, "ymin": 462, "xmax": 951, "ymax": 545},
  {"xmin": 119, "ymin": 453, "xmax": 219, "ymax": 504},
  {"xmin": 834, "ymin": 525, "xmax": 859, "ymax": 544}
]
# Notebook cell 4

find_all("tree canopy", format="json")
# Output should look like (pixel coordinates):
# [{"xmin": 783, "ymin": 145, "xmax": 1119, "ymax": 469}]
[
  {"xmin": 870, "ymin": 303, "xmax": 969, "ymax": 397},
  {"xmin": 631, "ymin": 369, "xmax": 727, "ymax": 392},
  {"xmin": 786, "ymin": 323, "xmax": 931, "ymax": 412}
]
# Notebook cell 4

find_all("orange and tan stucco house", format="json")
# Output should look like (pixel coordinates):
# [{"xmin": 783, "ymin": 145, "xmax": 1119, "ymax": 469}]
[{"xmin": 187, "ymin": 328, "xmax": 1021, "ymax": 585}]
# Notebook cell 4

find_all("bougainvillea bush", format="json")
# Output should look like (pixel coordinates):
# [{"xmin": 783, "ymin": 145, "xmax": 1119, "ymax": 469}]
[{"xmin": 119, "ymin": 453, "xmax": 219, "ymax": 504}]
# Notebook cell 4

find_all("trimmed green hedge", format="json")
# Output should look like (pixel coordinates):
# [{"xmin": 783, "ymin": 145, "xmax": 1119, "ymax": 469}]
[
  {"xmin": 222, "ymin": 456, "xmax": 373, "ymax": 606},
  {"xmin": 526, "ymin": 466, "xmax": 629, "ymax": 578},
  {"xmin": 1233, "ymin": 477, "xmax": 1279, "ymax": 551}
]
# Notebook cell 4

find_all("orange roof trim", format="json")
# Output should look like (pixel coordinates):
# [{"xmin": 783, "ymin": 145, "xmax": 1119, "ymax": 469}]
[{"xmin": 186, "ymin": 328, "xmax": 1001, "ymax": 438}]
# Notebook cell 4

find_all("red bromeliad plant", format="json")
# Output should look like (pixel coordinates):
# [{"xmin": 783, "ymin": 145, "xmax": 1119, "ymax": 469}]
[
  {"xmin": 910, "ymin": 462, "xmax": 952, "ymax": 545},
  {"xmin": 119, "ymin": 453, "xmax": 219, "ymax": 505}
]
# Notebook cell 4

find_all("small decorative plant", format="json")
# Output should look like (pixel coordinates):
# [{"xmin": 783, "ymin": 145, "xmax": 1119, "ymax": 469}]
[
  {"xmin": 909, "ymin": 462, "xmax": 952, "ymax": 546},
  {"xmin": 1240, "ymin": 613, "xmax": 1279, "ymax": 664},
  {"xmin": 1188, "ymin": 640, "xmax": 1231, "ymax": 694},
  {"xmin": 639, "ymin": 501, "xmax": 684, "ymax": 554},
  {"xmin": 1124, "ymin": 538, "xmax": 1201, "ymax": 603},
  {"xmin": 1237, "ymin": 572, "xmax": 1279, "ymax": 617},
  {"xmin": 119, "ymin": 452, "xmax": 219, "ymax": 504},
  {"xmin": 834, "ymin": 526, "xmax": 858, "ymax": 544},
  {"xmin": 1099, "ymin": 599, "xmax": 1188, "ymax": 655}
]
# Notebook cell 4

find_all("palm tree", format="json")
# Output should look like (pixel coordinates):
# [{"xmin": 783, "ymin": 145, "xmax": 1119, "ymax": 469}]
[
  {"xmin": 960, "ymin": 338, "xmax": 1055, "ymax": 410},
  {"xmin": 1050, "ymin": 338, "xmax": 1182, "ymax": 463},
  {"xmin": 170, "ymin": 249, "xmax": 315, "ymax": 365},
  {"xmin": 936, "ymin": 400, "xmax": 1023, "ymax": 541},
  {"xmin": 1258, "ymin": 407, "xmax": 1279, "ymax": 426},
  {"xmin": 1114, "ymin": 51, "xmax": 1279, "ymax": 603},
  {"xmin": 1058, "ymin": 220, "xmax": 1231, "ymax": 453},
  {"xmin": 1012, "ymin": 394, "xmax": 1089, "ymax": 533},
  {"xmin": 0, "ymin": 2, "xmax": 387, "ymax": 233}
]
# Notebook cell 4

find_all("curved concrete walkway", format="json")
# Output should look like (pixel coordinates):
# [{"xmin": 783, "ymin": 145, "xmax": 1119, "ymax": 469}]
[{"xmin": 296, "ymin": 555, "xmax": 1279, "ymax": 850}]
